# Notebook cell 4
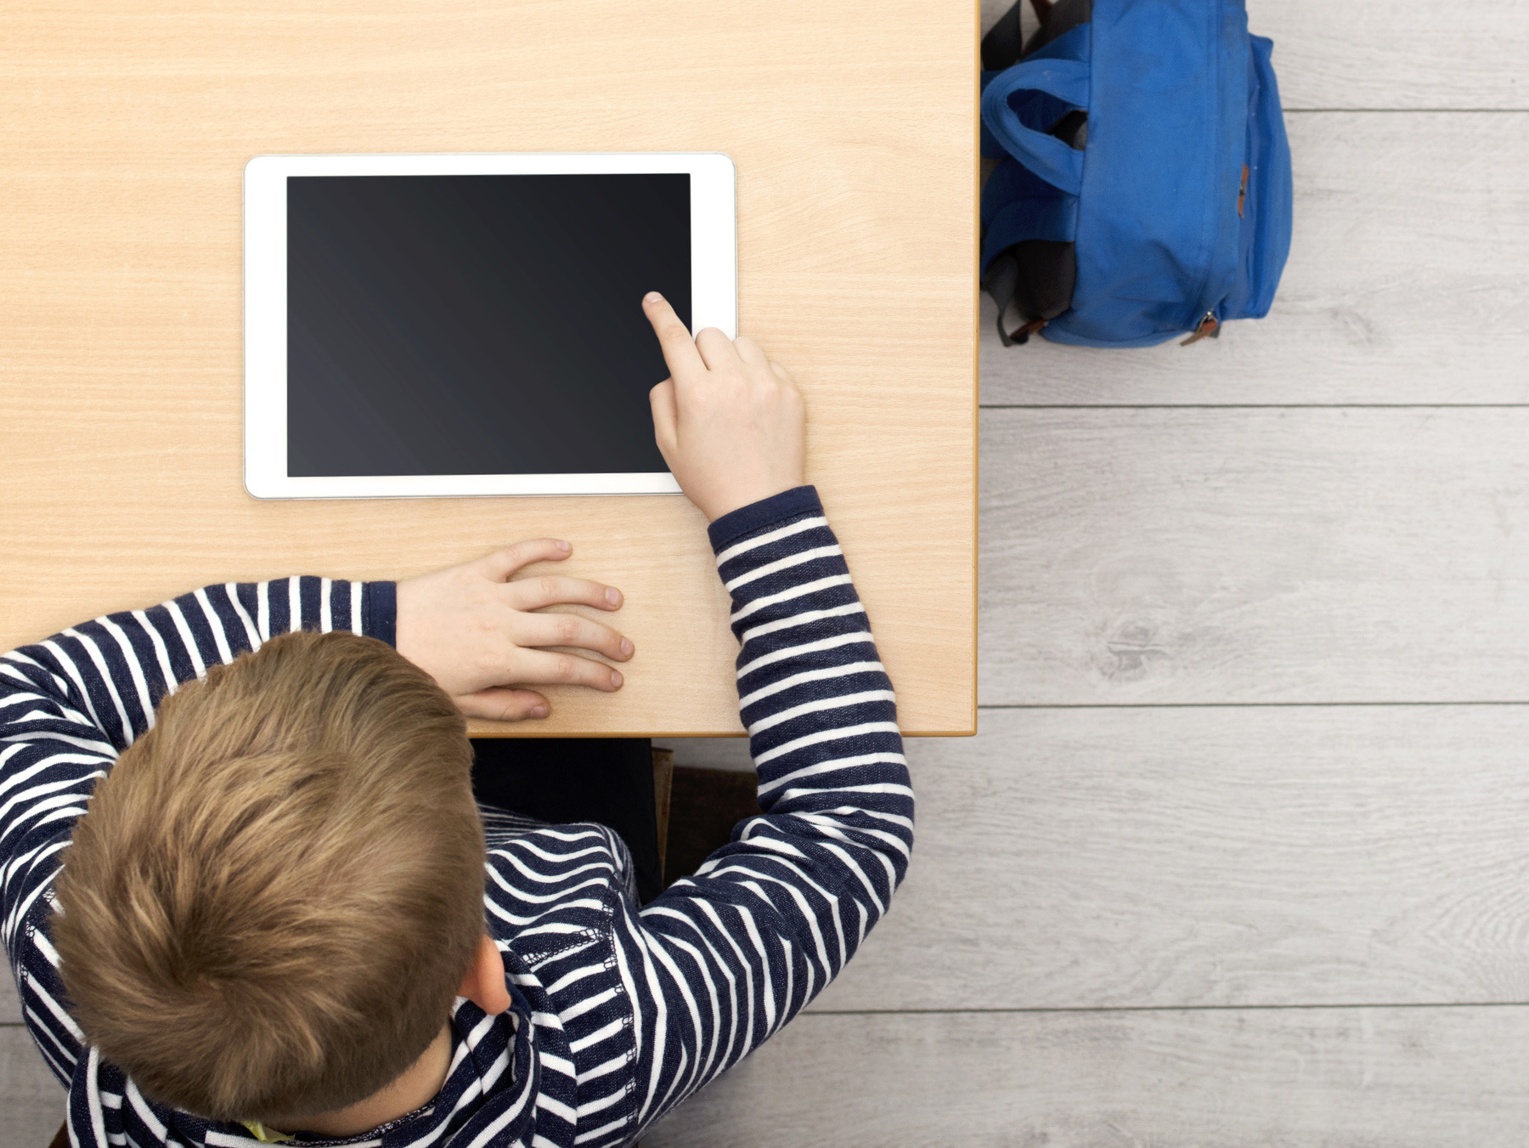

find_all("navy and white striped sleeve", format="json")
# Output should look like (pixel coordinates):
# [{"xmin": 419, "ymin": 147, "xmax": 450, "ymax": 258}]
[
  {"xmin": 609, "ymin": 486, "xmax": 913, "ymax": 1137},
  {"xmin": 0, "ymin": 577, "xmax": 395, "ymax": 1085}
]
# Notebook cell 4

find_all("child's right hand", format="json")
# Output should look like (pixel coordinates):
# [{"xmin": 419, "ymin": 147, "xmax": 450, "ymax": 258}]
[
  {"xmin": 396, "ymin": 540, "xmax": 631, "ymax": 722},
  {"xmin": 643, "ymin": 292, "xmax": 806, "ymax": 522}
]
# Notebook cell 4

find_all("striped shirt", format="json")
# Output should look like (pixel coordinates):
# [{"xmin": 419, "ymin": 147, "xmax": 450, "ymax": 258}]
[{"xmin": 0, "ymin": 485, "xmax": 913, "ymax": 1148}]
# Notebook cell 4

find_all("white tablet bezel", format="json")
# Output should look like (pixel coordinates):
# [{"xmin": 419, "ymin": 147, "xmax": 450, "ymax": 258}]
[{"xmin": 243, "ymin": 152, "xmax": 736, "ymax": 499}]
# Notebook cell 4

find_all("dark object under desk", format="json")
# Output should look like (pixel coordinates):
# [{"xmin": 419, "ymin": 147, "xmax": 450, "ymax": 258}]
[{"xmin": 470, "ymin": 738, "xmax": 663, "ymax": 904}]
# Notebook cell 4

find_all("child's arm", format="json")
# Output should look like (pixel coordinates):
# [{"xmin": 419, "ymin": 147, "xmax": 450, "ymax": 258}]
[
  {"xmin": 607, "ymin": 297, "xmax": 913, "ymax": 1136},
  {"xmin": 0, "ymin": 551, "xmax": 628, "ymax": 1084}
]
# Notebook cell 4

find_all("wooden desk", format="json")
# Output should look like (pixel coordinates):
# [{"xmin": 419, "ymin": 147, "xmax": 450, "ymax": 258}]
[{"xmin": 0, "ymin": 0, "xmax": 976, "ymax": 736}]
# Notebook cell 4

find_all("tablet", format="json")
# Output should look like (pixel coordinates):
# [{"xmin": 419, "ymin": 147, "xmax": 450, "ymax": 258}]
[{"xmin": 243, "ymin": 152, "xmax": 736, "ymax": 498}]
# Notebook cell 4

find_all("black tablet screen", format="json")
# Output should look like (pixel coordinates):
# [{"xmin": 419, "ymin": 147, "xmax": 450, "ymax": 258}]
[{"xmin": 286, "ymin": 173, "xmax": 690, "ymax": 477}]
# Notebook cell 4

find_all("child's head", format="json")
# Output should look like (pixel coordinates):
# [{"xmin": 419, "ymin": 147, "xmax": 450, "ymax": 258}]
[{"xmin": 53, "ymin": 630, "xmax": 487, "ymax": 1123}]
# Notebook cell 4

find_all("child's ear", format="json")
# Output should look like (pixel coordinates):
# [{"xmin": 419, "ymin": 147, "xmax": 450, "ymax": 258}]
[{"xmin": 458, "ymin": 935, "xmax": 511, "ymax": 1016}]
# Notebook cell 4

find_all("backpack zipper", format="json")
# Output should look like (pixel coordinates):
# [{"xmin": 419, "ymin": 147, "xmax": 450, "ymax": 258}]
[
  {"xmin": 1183, "ymin": 0, "xmax": 1250, "ymax": 346},
  {"xmin": 1181, "ymin": 312, "xmax": 1221, "ymax": 345}
]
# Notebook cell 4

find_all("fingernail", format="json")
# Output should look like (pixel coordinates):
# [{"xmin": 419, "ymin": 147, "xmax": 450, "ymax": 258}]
[
  {"xmin": 555, "ymin": 540, "xmax": 571, "ymax": 553},
  {"xmin": 610, "ymin": 670, "xmax": 623, "ymax": 688},
  {"xmin": 644, "ymin": 291, "xmax": 663, "ymax": 304},
  {"xmin": 530, "ymin": 704, "xmax": 548, "ymax": 718},
  {"xmin": 620, "ymin": 637, "xmax": 633, "ymax": 657},
  {"xmin": 605, "ymin": 587, "xmax": 622, "ymax": 606}
]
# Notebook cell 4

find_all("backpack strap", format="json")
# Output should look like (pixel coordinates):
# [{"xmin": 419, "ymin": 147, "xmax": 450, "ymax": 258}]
[
  {"xmin": 980, "ymin": 57, "xmax": 1090, "ymax": 195},
  {"xmin": 984, "ymin": 252, "xmax": 1053, "ymax": 347},
  {"xmin": 983, "ymin": 253, "xmax": 1031, "ymax": 346},
  {"xmin": 981, "ymin": 161, "xmax": 1078, "ymax": 268}
]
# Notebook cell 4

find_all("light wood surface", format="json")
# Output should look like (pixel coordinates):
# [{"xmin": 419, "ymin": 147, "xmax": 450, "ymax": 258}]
[
  {"xmin": 0, "ymin": 0, "xmax": 978, "ymax": 736},
  {"xmin": 816, "ymin": 707, "xmax": 1529, "ymax": 1012},
  {"xmin": 649, "ymin": 1007, "xmax": 1529, "ymax": 1146},
  {"xmin": 979, "ymin": 408, "xmax": 1529, "ymax": 705}
]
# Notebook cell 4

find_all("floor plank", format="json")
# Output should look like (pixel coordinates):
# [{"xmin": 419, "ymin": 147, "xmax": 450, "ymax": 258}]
[
  {"xmin": 1252, "ymin": 0, "xmax": 1529, "ymax": 111},
  {"xmin": 2, "ymin": 963, "xmax": 19, "ymax": 1025},
  {"xmin": 980, "ymin": 113, "xmax": 1529, "ymax": 407},
  {"xmin": 647, "ymin": 1005, "xmax": 1529, "ymax": 1147},
  {"xmin": 658, "ymin": 737, "xmax": 754, "ymax": 773},
  {"xmin": 978, "ymin": 407, "xmax": 1529, "ymax": 705},
  {"xmin": 0, "ymin": 1026, "xmax": 62, "ymax": 1148},
  {"xmin": 814, "ymin": 707, "xmax": 1529, "ymax": 1012},
  {"xmin": 982, "ymin": 0, "xmax": 1529, "ymax": 110}
]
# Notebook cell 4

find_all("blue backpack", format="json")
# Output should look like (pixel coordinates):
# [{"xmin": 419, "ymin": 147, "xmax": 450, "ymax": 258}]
[{"xmin": 980, "ymin": 0, "xmax": 1293, "ymax": 347}]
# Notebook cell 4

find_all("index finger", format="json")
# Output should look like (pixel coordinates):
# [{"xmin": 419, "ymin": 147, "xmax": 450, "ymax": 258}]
[{"xmin": 642, "ymin": 292, "xmax": 705, "ymax": 379}]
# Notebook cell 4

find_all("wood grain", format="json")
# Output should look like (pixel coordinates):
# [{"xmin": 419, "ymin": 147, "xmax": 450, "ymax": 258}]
[
  {"xmin": 979, "ymin": 408, "xmax": 1529, "ymax": 706},
  {"xmin": 648, "ymin": 1006, "xmax": 1529, "ymax": 1147},
  {"xmin": 0, "ymin": 0, "xmax": 977, "ymax": 735},
  {"xmin": 983, "ymin": 0, "xmax": 1529, "ymax": 110},
  {"xmin": 815, "ymin": 706, "xmax": 1529, "ymax": 1012},
  {"xmin": 980, "ymin": 113, "xmax": 1529, "ymax": 407}
]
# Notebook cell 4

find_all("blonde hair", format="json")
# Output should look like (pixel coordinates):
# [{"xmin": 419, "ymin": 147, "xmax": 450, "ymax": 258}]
[{"xmin": 53, "ymin": 630, "xmax": 486, "ymax": 1122}]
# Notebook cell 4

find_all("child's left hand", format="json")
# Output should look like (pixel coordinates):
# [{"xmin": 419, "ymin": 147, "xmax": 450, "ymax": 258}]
[{"xmin": 396, "ymin": 539, "xmax": 632, "ymax": 721}]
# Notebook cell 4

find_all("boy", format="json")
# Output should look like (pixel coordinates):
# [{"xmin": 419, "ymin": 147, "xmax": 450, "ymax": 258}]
[{"xmin": 0, "ymin": 293, "xmax": 913, "ymax": 1147}]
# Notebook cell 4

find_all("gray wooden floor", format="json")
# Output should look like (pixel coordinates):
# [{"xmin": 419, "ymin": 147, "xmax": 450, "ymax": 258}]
[{"xmin": 7, "ymin": 0, "xmax": 1529, "ymax": 1142}]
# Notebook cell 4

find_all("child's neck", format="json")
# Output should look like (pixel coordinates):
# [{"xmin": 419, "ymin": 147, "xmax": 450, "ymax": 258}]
[{"xmin": 283, "ymin": 1024, "xmax": 452, "ymax": 1138}]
